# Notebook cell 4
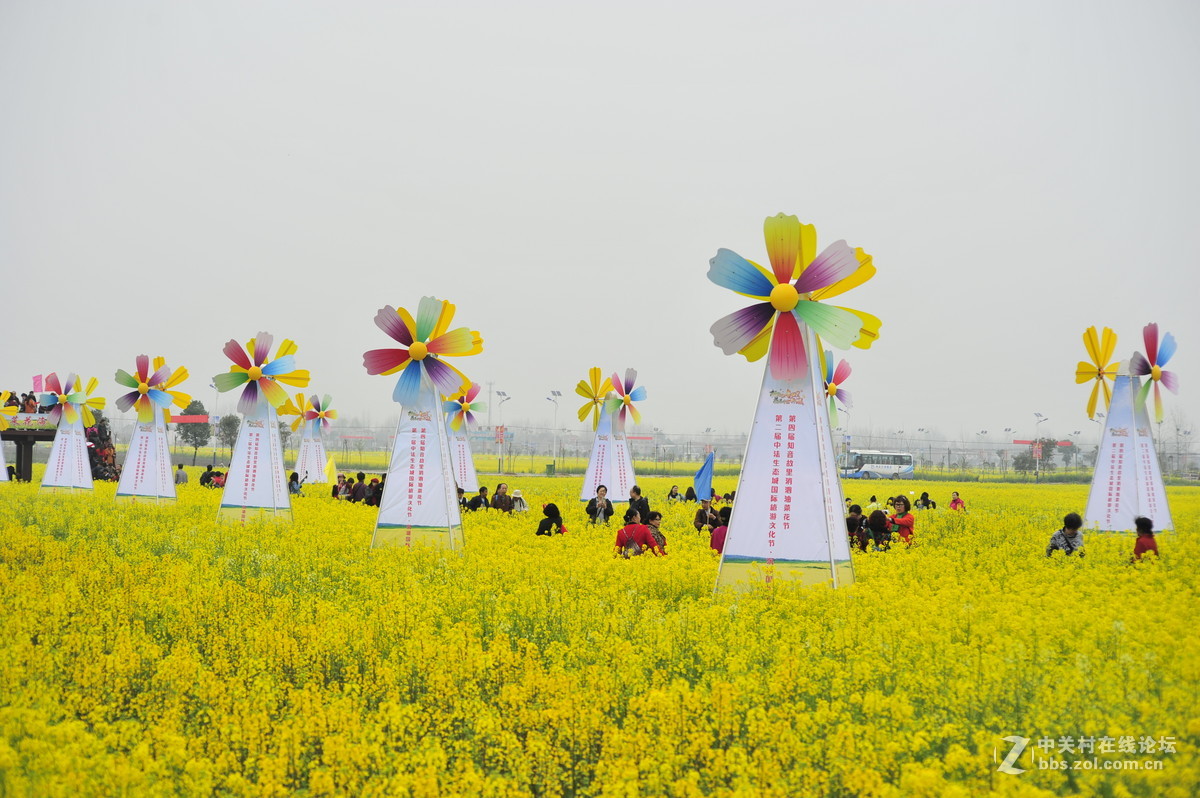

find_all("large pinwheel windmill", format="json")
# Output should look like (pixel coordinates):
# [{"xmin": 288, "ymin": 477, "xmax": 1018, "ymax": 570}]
[
  {"xmin": 585, "ymin": 368, "xmax": 647, "ymax": 502},
  {"xmin": 114, "ymin": 355, "xmax": 191, "ymax": 503},
  {"xmin": 0, "ymin": 391, "xmax": 17, "ymax": 482},
  {"xmin": 281, "ymin": 393, "xmax": 337, "ymax": 485},
  {"xmin": 1075, "ymin": 326, "xmax": 1118, "ymax": 421},
  {"xmin": 37, "ymin": 372, "xmax": 107, "ymax": 493},
  {"xmin": 575, "ymin": 368, "xmax": 613, "ymax": 431},
  {"xmin": 1130, "ymin": 323, "xmax": 1179, "ymax": 425},
  {"xmin": 1082, "ymin": 322, "xmax": 1176, "ymax": 533},
  {"xmin": 577, "ymin": 367, "xmax": 618, "ymax": 503},
  {"xmin": 442, "ymin": 382, "xmax": 486, "ymax": 492},
  {"xmin": 819, "ymin": 348, "xmax": 853, "ymax": 424},
  {"xmin": 213, "ymin": 333, "xmax": 311, "ymax": 522},
  {"xmin": 708, "ymin": 213, "xmax": 881, "ymax": 591},
  {"xmin": 363, "ymin": 296, "xmax": 483, "ymax": 550}
]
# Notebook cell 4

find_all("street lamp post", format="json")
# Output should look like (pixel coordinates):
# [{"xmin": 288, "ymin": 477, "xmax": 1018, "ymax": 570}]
[
  {"xmin": 1034, "ymin": 412, "xmax": 1049, "ymax": 483},
  {"xmin": 546, "ymin": 390, "xmax": 561, "ymax": 471}
]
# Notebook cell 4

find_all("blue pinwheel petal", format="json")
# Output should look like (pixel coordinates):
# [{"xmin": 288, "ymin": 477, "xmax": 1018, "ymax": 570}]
[
  {"xmin": 392, "ymin": 362, "xmax": 423, "ymax": 406},
  {"xmin": 708, "ymin": 249, "xmax": 775, "ymax": 299},
  {"xmin": 1158, "ymin": 332, "xmax": 1177, "ymax": 367},
  {"xmin": 261, "ymin": 355, "xmax": 296, "ymax": 376}
]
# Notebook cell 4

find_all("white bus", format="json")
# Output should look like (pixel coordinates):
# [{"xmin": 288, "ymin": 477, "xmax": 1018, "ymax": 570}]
[{"xmin": 838, "ymin": 449, "xmax": 915, "ymax": 480}]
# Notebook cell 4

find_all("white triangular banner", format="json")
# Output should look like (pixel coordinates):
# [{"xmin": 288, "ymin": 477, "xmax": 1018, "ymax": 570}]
[
  {"xmin": 373, "ymin": 375, "xmax": 463, "ymax": 549},
  {"xmin": 41, "ymin": 415, "xmax": 93, "ymax": 492},
  {"xmin": 447, "ymin": 420, "xmax": 480, "ymax": 492},
  {"xmin": 116, "ymin": 412, "xmax": 175, "ymax": 502},
  {"xmin": 580, "ymin": 408, "xmax": 637, "ymax": 503},
  {"xmin": 219, "ymin": 403, "xmax": 291, "ymax": 522},
  {"xmin": 1084, "ymin": 371, "xmax": 1173, "ymax": 531},
  {"xmin": 717, "ymin": 325, "xmax": 854, "ymax": 589},
  {"xmin": 295, "ymin": 422, "xmax": 329, "ymax": 485}
]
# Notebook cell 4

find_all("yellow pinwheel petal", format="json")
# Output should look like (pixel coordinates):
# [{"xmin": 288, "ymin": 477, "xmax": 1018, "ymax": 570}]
[
  {"xmin": 1075, "ymin": 362, "xmax": 1101, "ymax": 384},
  {"xmin": 85, "ymin": 396, "xmax": 106, "ymax": 411},
  {"xmin": 845, "ymin": 308, "xmax": 882, "ymax": 350},
  {"xmin": 163, "ymin": 366, "xmax": 188, "ymax": 390},
  {"xmin": 80, "ymin": 406, "xmax": 95, "ymax": 427},
  {"xmin": 737, "ymin": 323, "xmax": 772, "ymax": 363},
  {"xmin": 763, "ymin": 213, "xmax": 803, "ymax": 284},
  {"xmin": 259, "ymin": 379, "xmax": 290, "ymax": 408},
  {"xmin": 397, "ymin": 307, "xmax": 419, "ymax": 341},
  {"xmin": 798, "ymin": 221, "xmax": 817, "ymax": 273},
  {"xmin": 167, "ymin": 390, "xmax": 191, "ymax": 409},
  {"xmin": 1086, "ymin": 381, "xmax": 1101, "ymax": 420},
  {"xmin": 275, "ymin": 339, "xmax": 299, "ymax": 358},
  {"xmin": 810, "ymin": 248, "xmax": 877, "ymax": 301},
  {"xmin": 428, "ymin": 327, "xmax": 484, "ymax": 357},
  {"xmin": 430, "ymin": 299, "xmax": 456, "ymax": 341},
  {"xmin": 273, "ymin": 370, "xmax": 311, "ymax": 388}
]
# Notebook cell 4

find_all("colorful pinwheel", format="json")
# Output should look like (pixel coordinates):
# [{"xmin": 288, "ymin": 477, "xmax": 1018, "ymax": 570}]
[
  {"xmin": 1130, "ymin": 322, "xmax": 1179, "ymax": 424},
  {"xmin": 213, "ymin": 333, "xmax": 311, "ymax": 416},
  {"xmin": 820, "ymin": 349, "xmax": 853, "ymax": 421},
  {"xmin": 305, "ymin": 394, "xmax": 338, "ymax": 430},
  {"xmin": 603, "ymin": 369, "xmax": 647, "ymax": 427},
  {"xmin": 363, "ymin": 297, "xmax": 483, "ymax": 406},
  {"xmin": 0, "ymin": 391, "xmax": 17, "ymax": 431},
  {"xmin": 279, "ymin": 393, "xmax": 314, "ymax": 432},
  {"xmin": 443, "ymin": 382, "xmax": 485, "ymax": 431},
  {"xmin": 114, "ymin": 355, "xmax": 191, "ymax": 423},
  {"xmin": 708, "ymin": 213, "xmax": 881, "ymax": 380},
  {"xmin": 1074, "ymin": 326, "xmax": 1118, "ymax": 421},
  {"xmin": 575, "ymin": 367, "xmax": 614, "ymax": 431},
  {"xmin": 37, "ymin": 373, "xmax": 106, "ymax": 427}
]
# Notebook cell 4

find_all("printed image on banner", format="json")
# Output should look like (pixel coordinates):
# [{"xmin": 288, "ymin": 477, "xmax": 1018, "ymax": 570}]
[
  {"xmin": 219, "ymin": 403, "xmax": 292, "ymax": 523},
  {"xmin": 374, "ymin": 381, "xmax": 462, "ymax": 549},
  {"xmin": 717, "ymin": 328, "xmax": 852, "ymax": 589},
  {"xmin": 117, "ymin": 413, "xmax": 175, "ymax": 502}
]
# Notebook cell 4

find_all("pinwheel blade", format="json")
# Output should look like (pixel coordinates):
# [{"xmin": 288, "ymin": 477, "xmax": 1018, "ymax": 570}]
[
  {"xmin": 794, "ymin": 240, "xmax": 860, "ymax": 295},
  {"xmin": 1142, "ymin": 323, "xmax": 1159, "ymax": 366},
  {"xmin": 763, "ymin": 213, "xmax": 802, "ymax": 285},
  {"xmin": 222, "ymin": 340, "xmax": 252, "ymax": 370},
  {"xmin": 1158, "ymin": 331, "xmax": 1177, "ymax": 367},
  {"xmin": 707, "ymin": 248, "xmax": 774, "ymax": 299},
  {"xmin": 114, "ymin": 369, "xmax": 140, "ymax": 389},
  {"xmin": 710, "ymin": 303, "xmax": 775, "ymax": 357},
  {"xmin": 768, "ymin": 311, "xmax": 807, "ymax": 381}
]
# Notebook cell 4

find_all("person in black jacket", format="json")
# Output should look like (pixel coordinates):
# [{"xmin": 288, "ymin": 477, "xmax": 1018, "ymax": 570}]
[
  {"xmin": 536, "ymin": 503, "xmax": 565, "ymax": 536},
  {"xmin": 586, "ymin": 485, "xmax": 615, "ymax": 524},
  {"xmin": 628, "ymin": 485, "xmax": 650, "ymax": 526}
]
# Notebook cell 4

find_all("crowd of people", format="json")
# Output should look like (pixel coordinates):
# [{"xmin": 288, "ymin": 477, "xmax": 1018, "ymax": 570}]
[{"xmin": 3, "ymin": 391, "xmax": 42, "ymax": 414}]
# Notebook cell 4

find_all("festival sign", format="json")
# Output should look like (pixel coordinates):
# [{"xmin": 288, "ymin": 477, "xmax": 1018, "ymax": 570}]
[
  {"xmin": 213, "ymin": 333, "xmax": 310, "ymax": 522},
  {"xmin": 443, "ymin": 381, "xmax": 485, "ymax": 493},
  {"xmin": 38, "ymin": 373, "xmax": 106, "ymax": 493},
  {"xmin": 707, "ymin": 213, "xmax": 881, "ymax": 590},
  {"xmin": 363, "ymin": 296, "xmax": 482, "ymax": 549},
  {"xmin": 114, "ymin": 355, "xmax": 191, "ymax": 503}
]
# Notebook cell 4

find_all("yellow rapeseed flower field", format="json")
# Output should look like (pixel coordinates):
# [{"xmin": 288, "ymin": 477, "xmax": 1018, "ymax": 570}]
[{"xmin": 0, "ymin": 473, "xmax": 1196, "ymax": 796}]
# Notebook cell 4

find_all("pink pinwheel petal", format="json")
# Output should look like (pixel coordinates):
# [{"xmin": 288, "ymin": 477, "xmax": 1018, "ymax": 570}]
[
  {"xmin": 1160, "ymin": 370, "xmax": 1179, "ymax": 393},
  {"xmin": 251, "ymin": 332, "xmax": 273, "ymax": 366},
  {"xmin": 610, "ymin": 373, "xmax": 625, "ymax": 399},
  {"xmin": 710, "ymin": 303, "xmax": 775, "ymax": 356},
  {"xmin": 223, "ymin": 339, "xmax": 253, "ymax": 370},
  {"xmin": 465, "ymin": 383, "xmax": 481, "ymax": 403},
  {"xmin": 363, "ymin": 348, "xmax": 410, "ymax": 376},
  {"xmin": 1143, "ymin": 323, "xmax": 1159, "ymax": 366},
  {"xmin": 769, "ymin": 311, "xmax": 807, "ymax": 381},
  {"xmin": 47, "ymin": 405, "xmax": 63, "ymax": 426},
  {"xmin": 374, "ymin": 306, "xmax": 414, "ymax": 346},
  {"xmin": 1129, "ymin": 352, "xmax": 1151, "ymax": 376},
  {"xmin": 45, "ymin": 373, "xmax": 63, "ymax": 395},
  {"xmin": 238, "ymin": 381, "xmax": 260, "ymax": 415},
  {"xmin": 793, "ymin": 240, "xmax": 859, "ymax": 295},
  {"xmin": 135, "ymin": 354, "xmax": 150, "ymax": 382},
  {"xmin": 832, "ymin": 360, "xmax": 852, "ymax": 385}
]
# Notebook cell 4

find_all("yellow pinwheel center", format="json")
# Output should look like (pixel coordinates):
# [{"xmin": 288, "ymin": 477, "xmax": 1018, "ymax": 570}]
[
  {"xmin": 1151, "ymin": 365, "xmax": 1162, "ymax": 381},
  {"xmin": 770, "ymin": 283, "xmax": 800, "ymax": 312},
  {"xmin": 57, "ymin": 394, "xmax": 67, "ymax": 404},
  {"xmin": 623, "ymin": 396, "xmax": 632, "ymax": 406},
  {"xmin": 138, "ymin": 382, "xmax": 149, "ymax": 395},
  {"xmin": 248, "ymin": 366, "xmax": 263, "ymax": 380},
  {"xmin": 408, "ymin": 341, "xmax": 429, "ymax": 360},
  {"xmin": 827, "ymin": 383, "xmax": 838, "ymax": 397}
]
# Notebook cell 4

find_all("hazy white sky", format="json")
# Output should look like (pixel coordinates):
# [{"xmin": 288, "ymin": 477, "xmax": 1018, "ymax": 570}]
[{"xmin": 2, "ymin": 0, "xmax": 1197, "ymax": 449}]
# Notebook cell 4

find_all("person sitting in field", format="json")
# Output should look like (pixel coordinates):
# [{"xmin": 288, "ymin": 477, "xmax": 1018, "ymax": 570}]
[
  {"xmin": 693, "ymin": 498, "xmax": 719, "ymax": 531},
  {"xmin": 1131, "ymin": 516, "xmax": 1158, "ymax": 562},
  {"xmin": 200, "ymin": 464, "xmax": 215, "ymax": 487},
  {"xmin": 889, "ymin": 496, "xmax": 915, "ymax": 546},
  {"xmin": 466, "ymin": 486, "xmax": 489, "ymax": 511},
  {"xmin": 949, "ymin": 491, "xmax": 966, "ymax": 512},
  {"xmin": 536, "ymin": 503, "xmax": 566, "ymax": 536},
  {"xmin": 511, "ymin": 489, "xmax": 529, "ymax": 513},
  {"xmin": 614, "ymin": 509, "xmax": 663, "ymax": 557},
  {"xmin": 645, "ymin": 510, "xmax": 667, "ymax": 551},
  {"xmin": 288, "ymin": 472, "xmax": 302, "ymax": 496},
  {"xmin": 684, "ymin": 487, "xmax": 697, "ymax": 502},
  {"xmin": 710, "ymin": 505, "xmax": 732, "ymax": 554},
  {"xmin": 846, "ymin": 504, "xmax": 868, "ymax": 552},
  {"xmin": 1046, "ymin": 512, "xmax": 1085, "ymax": 557},
  {"xmin": 913, "ymin": 492, "xmax": 933, "ymax": 510},
  {"xmin": 667, "ymin": 485, "xmax": 683, "ymax": 502},
  {"xmin": 867, "ymin": 509, "xmax": 891, "ymax": 551},
  {"xmin": 585, "ymin": 485, "xmax": 615, "ymax": 524},
  {"xmin": 211, "ymin": 471, "xmax": 226, "ymax": 488},
  {"xmin": 491, "ymin": 483, "xmax": 514, "ymax": 513}
]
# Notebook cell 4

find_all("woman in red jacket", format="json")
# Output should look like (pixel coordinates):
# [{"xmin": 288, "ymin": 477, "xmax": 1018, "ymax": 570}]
[
  {"xmin": 615, "ymin": 509, "xmax": 664, "ymax": 557},
  {"xmin": 889, "ymin": 496, "xmax": 915, "ymax": 546}
]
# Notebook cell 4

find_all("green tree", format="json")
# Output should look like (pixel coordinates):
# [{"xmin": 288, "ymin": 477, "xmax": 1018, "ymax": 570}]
[
  {"xmin": 278, "ymin": 421, "xmax": 292, "ymax": 454},
  {"xmin": 217, "ymin": 414, "xmax": 241, "ymax": 458},
  {"xmin": 176, "ymin": 400, "xmax": 211, "ymax": 465}
]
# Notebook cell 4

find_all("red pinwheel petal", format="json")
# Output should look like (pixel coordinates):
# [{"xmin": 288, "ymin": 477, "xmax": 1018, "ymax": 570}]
[
  {"xmin": 135, "ymin": 354, "xmax": 150, "ymax": 382},
  {"xmin": 769, "ymin": 311, "xmax": 808, "ymax": 381},
  {"xmin": 223, "ymin": 339, "xmax": 253, "ymax": 370},
  {"xmin": 832, "ymin": 359, "xmax": 852, "ymax": 385},
  {"xmin": 1143, "ymin": 323, "xmax": 1159, "ymax": 366},
  {"xmin": 374, "ymin": 306, "xmax": 415, "ymax": 346}
]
